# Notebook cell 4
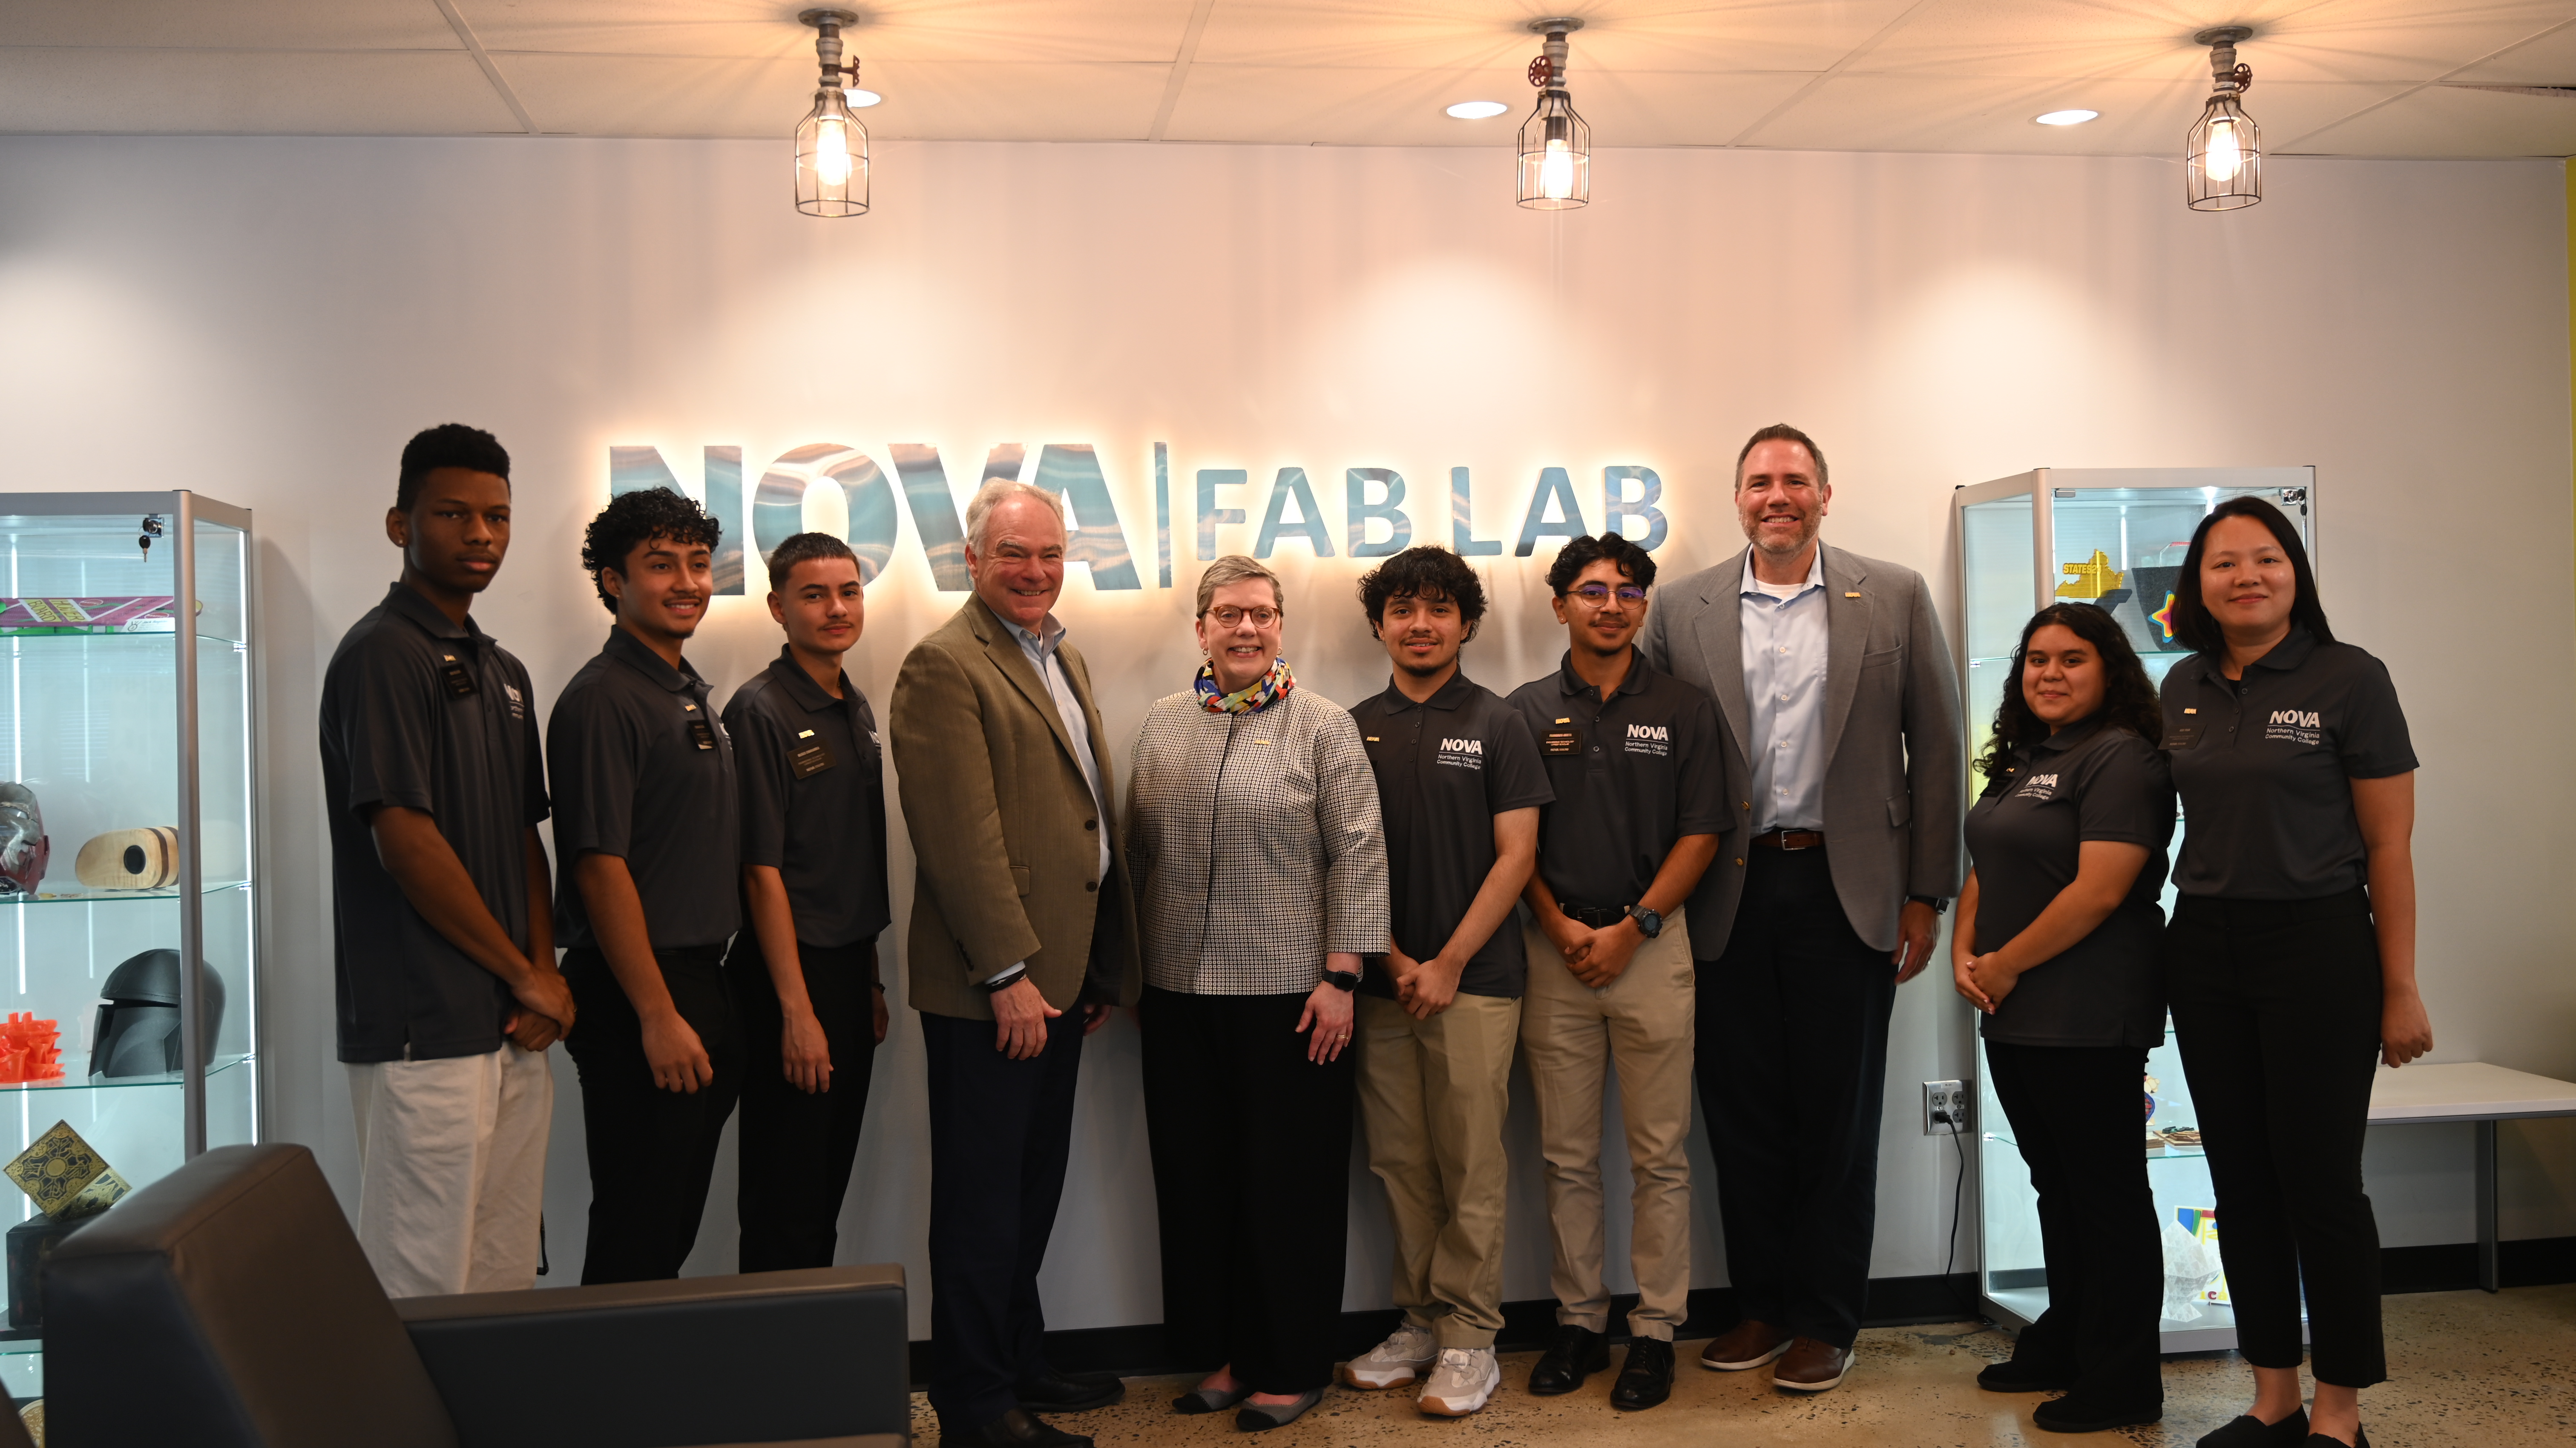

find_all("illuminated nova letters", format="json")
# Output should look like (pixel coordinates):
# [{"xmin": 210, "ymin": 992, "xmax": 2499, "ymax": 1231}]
[{"xmin": 610, "ymin": 443, "xmax": 1665, "ymax": 593}]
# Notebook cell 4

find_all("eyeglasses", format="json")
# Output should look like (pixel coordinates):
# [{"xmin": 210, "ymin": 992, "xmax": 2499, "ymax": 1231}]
[
  {"xmin": 1567, "ymin": 584, "xmax": 1647, "ymax": 605},
  {"xmin": 1204, "ymin": 606, "xmax": 1282, "ymax": 629}
]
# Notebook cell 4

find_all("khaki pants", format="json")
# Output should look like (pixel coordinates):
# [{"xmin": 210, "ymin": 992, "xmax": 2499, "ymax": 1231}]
[
  {"xmin": 1355, "ymin": 990, "xmax": 1521, "ymax": 1349},
  {"xmin": 1520, "ymin": 910, "xmax": 1696, "ymax": 1339},
  {"xmin": 348, "ymin": 1042, "xmax": 553, "ymax": 1297}
]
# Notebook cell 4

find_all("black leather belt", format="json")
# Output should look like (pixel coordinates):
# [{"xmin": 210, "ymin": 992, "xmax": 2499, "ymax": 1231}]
[
  {"xmin": 1752, "ymin": 829, "xmax": 1826, "ymax": 851},
  {"xmin": 1559, "ymin": 903, "xmax": 1631, "ymax": 929}
]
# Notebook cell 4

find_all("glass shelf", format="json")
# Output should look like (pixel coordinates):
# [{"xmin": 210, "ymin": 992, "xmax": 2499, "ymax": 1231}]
[
  {"xmin": 0, "ymin": 1053, "xmax": 252, "ymax": 1094},
  {"xmin": 1, "ymin": 882, "xmax": 251, "ymax": 907},
  {"xmin": 0, "ymin": 626, "xmax": 249, "ymax": 648}
]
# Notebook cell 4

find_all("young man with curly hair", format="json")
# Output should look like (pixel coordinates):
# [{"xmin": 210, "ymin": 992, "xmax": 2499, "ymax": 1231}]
[
  {"xmin": 547, "ymin": 486, "xmax": 742, "ymax": 1283},
  {"xmin": 1340, "ymin": 546, "xmax": 1550, "ymax": 1417}
]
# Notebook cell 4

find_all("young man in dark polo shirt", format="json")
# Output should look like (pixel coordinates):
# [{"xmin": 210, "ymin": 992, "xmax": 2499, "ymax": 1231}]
[
  {"xmin": 548, "ymin": 486, "xmax": 742, "ymax": 1284},
  {"xmin": 322, "ymin": 422, "xmax": 571, "ymax": 1297},
  {"xmin": 722, "ymin": 532, "xmax": 892, "ymax": 1270},
  {"xmin": 1507, "ymin": 533, "xmax": 1725, "ymax": 1412},
  {"xmin": 1342, "ymin": 546, "xmax": 1550, "ymax": 1419}
]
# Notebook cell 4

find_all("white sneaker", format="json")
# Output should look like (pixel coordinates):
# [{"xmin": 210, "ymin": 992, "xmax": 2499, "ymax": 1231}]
[
  {"xmin": 1417, "ymin": 1347, "xmax": 1501, "ymax": 1417},
  {"xmin": 1342, "ymin": 1324, "xmax": 1438, "ymax": 1389}
]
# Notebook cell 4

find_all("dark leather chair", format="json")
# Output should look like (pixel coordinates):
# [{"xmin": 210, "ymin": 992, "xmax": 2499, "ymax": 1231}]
[{"xmin": 41, "ymin": 1143, "xmax": 908, "ymax": 1448}]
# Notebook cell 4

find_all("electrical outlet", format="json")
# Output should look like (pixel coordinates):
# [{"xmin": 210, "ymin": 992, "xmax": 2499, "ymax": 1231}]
[{"xmin": 1923, "ymin": 1080, "xmax": 1968, "ymax": 1135}]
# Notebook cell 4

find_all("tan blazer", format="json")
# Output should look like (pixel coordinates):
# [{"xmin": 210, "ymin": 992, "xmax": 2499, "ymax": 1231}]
[{"xmin": 888, "ymin": 595, "xmax": 1143, "ymax": 1020}]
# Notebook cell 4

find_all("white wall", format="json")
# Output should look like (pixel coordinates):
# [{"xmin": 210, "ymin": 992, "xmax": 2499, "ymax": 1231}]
[{"xmin": 0, "ymin": 135, "xmax": 2567, "ymax": 1335}]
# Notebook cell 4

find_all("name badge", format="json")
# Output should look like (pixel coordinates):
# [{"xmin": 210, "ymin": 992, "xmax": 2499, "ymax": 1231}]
[
  {"xmin": 788, "ymin": 728, "xmax": 836, "ymax": 779},
  {"xmin": 687, "ymin": 719, "xmax": 718, "ymax": 751},
  {"xmin": 2160, "ymin": 721, "xmax": 2202, "ymax": 751},
  {"xmin": 437, "ymin": 654, "xmax": 478, "ymax": 698},
  {"xmin": 1540, "ymin": 727, "xmax": 1584, "ymax": 757}
]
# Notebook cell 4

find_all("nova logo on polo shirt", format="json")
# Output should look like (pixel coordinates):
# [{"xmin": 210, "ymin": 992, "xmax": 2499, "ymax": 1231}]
[
  {"xmin": 502, "ymin": 682, "xmax": 525, "ymax": 719},
  {"xmin": 1624, "ymin": 723, "xmax": 1671, "ymax": 757},
  {"xmin": 2264, "ymin": 708, "xmax": 2323, "ymax": 744},
  {"xmin": 2017, "ymin": 772, "xmax": 2061, "ymax": 801},
  {"xmin": 1436, "ymin": 736, "xmax": 1486, "ymax": 770}
]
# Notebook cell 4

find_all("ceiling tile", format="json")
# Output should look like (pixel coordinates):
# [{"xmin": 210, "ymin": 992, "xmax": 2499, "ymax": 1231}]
[
  {"xmin": 1159, "ymin": 63, "xmax": 1814, "ymax": 147},
  {"xmin": 0, "ymin": 47, "xmax": 521, "ymax": 133},
  {"xmin": 1748, "ymin": 73, "xmax": 2412, "ymax": 155},
  {"xmin": 2286, "ymin": 79, "xmax": 2576, "ymax": 154},
  {"xmin": 0, "ymin": 0, "xmax": 459, "ymax": 50},
  {"xmin": 1187, "ymin": 0, "xmax": 1918, "ymax": 72},
  {"xmin": 502, "ymin": 51, "xmax": 1170, "ymax": 141},
  {"xmin": 455, "ymin": 0, "xmax": 1197, "ymax": 64}
]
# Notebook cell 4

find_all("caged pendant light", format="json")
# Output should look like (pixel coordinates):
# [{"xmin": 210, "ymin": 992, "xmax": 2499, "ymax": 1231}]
[
  {"xmin": 796, "ymin": 9, "xmax": 869, "ymax": 218},
  {"xmin": 2184, "ymin": 26, "xmax": 2260, "ymax": 211},
  {"xmin": 1516, "ymin": 18, "xmax": 1590, "ymax": 210}
]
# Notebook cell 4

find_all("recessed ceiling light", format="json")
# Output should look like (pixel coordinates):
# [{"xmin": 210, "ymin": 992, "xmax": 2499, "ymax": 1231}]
[
  {"xmin": 2035, "ymin": 109, "xmax": 2099, "ymax": 126},
  {"xmin": 1446, "ymin": 100, "xmax": 1509, "ymax": 120},
  {"xmin": 846, "ymin": 88, "xmax": 881, "ymax": 108}
]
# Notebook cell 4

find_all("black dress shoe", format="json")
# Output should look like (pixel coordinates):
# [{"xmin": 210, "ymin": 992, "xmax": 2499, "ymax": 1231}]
[
  {"xmin": 2303, "ymin": 1430, "xmax": 2365, "ymax": 1448},
  {"xmin": 2034, "ymin": 1395, "xmax": 2161, "ymax": 1433},
  {"xmin": 1527, "ymin": 1324, "xmax": 1610, "ymax": 1396},
  {"xmin": 2196, "ymin": 1409, "xmax": 2310, "ymax": 1447},
  {"xmin": 1977, "ymin": 1358, "xmax": 2077, "ymax": 1393},
  {"xmin": 1016, "ymin": 1368, "xmax": 1126, "ymax": 1412},
  {"xmin": 963, "ymin": 1408, "xmax": 1092, "ymax": 1448},
  {"xmin": 1610, "ymin": 1337, "xmax": 1676, "ymax": 1411}
]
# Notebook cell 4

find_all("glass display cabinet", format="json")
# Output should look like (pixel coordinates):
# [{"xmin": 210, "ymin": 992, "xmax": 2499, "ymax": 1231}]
[
  {"xmin": 1953, "ymin": 467, "xmax": 2312, "ymax": 1352},
  {"xmin": 0, "ymin": 493, "xmax": 260, "ymax": 1398}
]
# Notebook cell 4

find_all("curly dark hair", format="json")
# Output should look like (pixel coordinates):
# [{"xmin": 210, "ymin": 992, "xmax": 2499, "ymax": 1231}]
[
  {"xmin": 397, "ymin": 423, "xmax": 509, "ymax": 512},
  {"xmin": 2164, "ymin": 496, "xmax": 2332, "ymax": 655},
  {"xmin": 580, "ymin": 487, "xmax": 722, "ymax": 615},
  {"xmin": 1543, "ymin": 534, "xmax": 1656, "ymax": 594},
  {"xmin": 1357, "ymin": 546, "xmax": 1487, "ymax": 638},
  {"xmin": 1976, "ymin": 603, "xmax": 2163, "ymax": 781}
]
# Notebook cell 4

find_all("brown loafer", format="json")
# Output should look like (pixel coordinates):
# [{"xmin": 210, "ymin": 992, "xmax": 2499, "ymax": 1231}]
[
  {"xmin": 1772, "ymin": 1337, "xmax": 1851, "ymax": 1393},
  {"xmin": 1699, "ymin": 1319, "xmax": 1791, "ymax": 1371}
]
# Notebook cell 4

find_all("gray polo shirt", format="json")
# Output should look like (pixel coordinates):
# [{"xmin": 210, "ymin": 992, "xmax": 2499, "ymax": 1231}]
[
  {"xmin": 320, "ymin": 582, "xmax": 548, "ymax": 1063},
  {"xmin": 547, "ymin": 626, "xmax": 742, "ymax": 951}
]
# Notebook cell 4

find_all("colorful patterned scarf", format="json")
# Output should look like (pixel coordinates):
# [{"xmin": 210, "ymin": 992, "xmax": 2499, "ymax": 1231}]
[{"xmin": 1196, "ymin": 655, "xmax": 1295, "ymax": 715}]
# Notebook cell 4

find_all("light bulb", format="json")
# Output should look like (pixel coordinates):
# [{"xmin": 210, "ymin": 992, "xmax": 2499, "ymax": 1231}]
[
  {"xmin": 2203, "ymin": 117, "xmax": 2241, "ymax": 184},
  {"xmin": 1541, "ymin": 140, "xmax": 1574, "ymax": 201},
  {"xmin": 815, "ymin": 118, "xmax": 852, "ymax": 187}
]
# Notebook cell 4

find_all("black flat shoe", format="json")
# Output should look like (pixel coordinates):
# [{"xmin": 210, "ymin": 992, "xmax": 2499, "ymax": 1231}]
[
  {"xmin": 2034, "ymin": 1396, "xmax": 2162, "ymax": 1434},
  {"xmin": 963, "ymin": 1408, "xmax": 1092, "ymax": 1448},
  {"xmin": 2302, "ymin": 1430, "xmax": 2366, "ymax": 1448},
  {"xmin": 1018, "ymin": 1369, "xmax": 1125, "ymax": 1412},
  {"xmin": 1978, "ymin": 1358, "xmax": 2077, "ymax": 1392},
  {"xmin": 1527, "ymin": 1324, "xmax": 1610, "ymax": 1396},
  {"xmin": 1610, "ymin": 1338, "xmax": 1676, "ymax": 1411},
  {"xmin": 1236, "ymin": 1388, "xmax": 1324, "ymax": 1431},
  {"xmin": 1173, "ymin": 1384, "xmax": 1253, "ymax": 1415},
  {"xmin": 2196, "ymin": 1409, "xmax": 2310, "ymax": 1447}
]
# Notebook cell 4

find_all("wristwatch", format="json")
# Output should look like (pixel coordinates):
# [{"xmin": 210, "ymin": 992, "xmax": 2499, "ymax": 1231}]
[
  {"xmin": 1626, "ymin": 905, "xmax": 1664, "ymax": 939},
  {"xmin": 1322, "ymin": 969, "xmax": 1362, "ymax": 993},
  {"xmin": 1907, "ymin": 895, "xmax": 1950, "ymax": 915}
]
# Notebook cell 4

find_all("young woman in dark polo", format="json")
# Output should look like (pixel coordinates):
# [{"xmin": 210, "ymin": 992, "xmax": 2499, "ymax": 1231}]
[
  {"xmin": 2159, "ymin": 497, "xmax": 2429, "ymax": 1448},
  {"xmin": 1953, "ymin": 603, "xmax": 2173, "ymax": 1434}
]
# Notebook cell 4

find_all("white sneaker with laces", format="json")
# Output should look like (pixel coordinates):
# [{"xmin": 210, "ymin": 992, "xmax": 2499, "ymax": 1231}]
[
  {"xmin": 1341, "ymin": 1324, "xmax": 1439, "ymax": 1389},
  {"xmin": 1417, "ymin": 1347, "xmax": 1501, "ymax": 1417}
]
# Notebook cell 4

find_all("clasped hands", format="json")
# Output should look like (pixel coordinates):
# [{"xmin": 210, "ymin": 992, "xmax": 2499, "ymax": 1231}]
[{"xmin": 1544, "ymin": 914, "xmax": 1643, "ymax": 988}]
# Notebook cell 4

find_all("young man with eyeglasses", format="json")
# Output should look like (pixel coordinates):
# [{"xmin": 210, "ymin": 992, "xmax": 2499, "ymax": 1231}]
[
  {"xmin": 1505, "ymin": 533, "xmax": 1725, "ymax": 1414},
  {"xmin": 1340, "ymin": 547, "xmax": 1551, "ymax": 1417}
]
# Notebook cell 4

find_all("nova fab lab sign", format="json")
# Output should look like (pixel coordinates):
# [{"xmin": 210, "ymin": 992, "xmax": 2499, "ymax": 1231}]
[{"xmin": 610, "ymin": 441, "xmax": 1672, "ymax": 595}]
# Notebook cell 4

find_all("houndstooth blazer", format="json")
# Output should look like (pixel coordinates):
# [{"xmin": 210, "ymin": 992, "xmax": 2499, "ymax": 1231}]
[{"xmin": 1125, "ymin": 685, "xmax": 1389, "ymax": 994}]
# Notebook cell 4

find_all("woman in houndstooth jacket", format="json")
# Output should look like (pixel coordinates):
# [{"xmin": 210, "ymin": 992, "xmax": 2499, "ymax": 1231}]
[{"xmin": 1126, "ymin": 554, "xmax": 1389, "ymax": 1432}]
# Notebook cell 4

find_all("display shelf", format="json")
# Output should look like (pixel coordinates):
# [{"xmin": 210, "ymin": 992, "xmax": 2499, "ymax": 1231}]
[
  {"xmin": 0, "ymin": 1052, "xmax": 252, "ymax": 1093},
  {"xmin": 3, "ymin": 882, "xmax": 251, "ymax": 907},
  {"xmin": 1956, "ymin": 467, "xmax": 2315, "ymax": 1357}
]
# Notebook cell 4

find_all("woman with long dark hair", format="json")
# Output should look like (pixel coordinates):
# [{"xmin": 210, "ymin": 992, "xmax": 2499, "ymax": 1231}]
[
  {"xmin": 1954, "ymin": 602, "xmax": 2174, "ymax": 1433},
  {"xmin": 2159, "ymin": 497, "xmax": 2427, "ymax": 1448}
]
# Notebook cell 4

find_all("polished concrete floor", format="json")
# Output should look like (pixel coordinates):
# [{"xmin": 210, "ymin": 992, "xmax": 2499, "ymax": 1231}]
[{"xmin": 911, "ymin": 1286, "xmax": 2576, "ymax": 1447}]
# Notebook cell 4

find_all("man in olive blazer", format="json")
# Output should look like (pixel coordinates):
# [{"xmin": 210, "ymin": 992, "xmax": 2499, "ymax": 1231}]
[
  {"xmin": 890, "ymin": 481, "xmax": 1142, "ymax": 1448},
  {"xmin": 1638, "ymin": 425, "xmax": 1961, "ymax": 1393}
]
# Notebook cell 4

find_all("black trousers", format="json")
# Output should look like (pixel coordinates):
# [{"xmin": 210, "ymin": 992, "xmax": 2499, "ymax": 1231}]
[
  {"xmin": 2167, "ymin": 889, "xmax": 2386, "ymax": 1388},
  {"xmin": 727, "ymin": 934, "xmax": 880, "ymax": 1272},
  {"xmin": 1986, "ymin": 1042, "xmax": 2164, "ymax": 1409},
  {"xmin": 921, "ymin": 1006, "xmax": 1087, "ymax": 1434},
  {"xmin": 1695, "ymin": 845, "xmax": 1897, "ymax": 1348},
  {"xmin": 1140, "ymin": 987, "xmax": 1356, "ymax": 1394},
  {"xmin": 561, "ymin": 944, "xmax": 743, "ymax": 1285}
]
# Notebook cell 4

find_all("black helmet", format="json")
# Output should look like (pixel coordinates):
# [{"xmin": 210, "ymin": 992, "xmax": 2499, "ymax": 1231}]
[{"xmin": 90, "ymin": 949, "xmax": 225, "ymax": 1079}]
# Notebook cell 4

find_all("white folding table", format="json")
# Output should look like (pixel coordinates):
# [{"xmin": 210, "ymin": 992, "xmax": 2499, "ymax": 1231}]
[{"xmin": 2366, "ymin": 1061, "xmax": 2576, "ymax": 1292}]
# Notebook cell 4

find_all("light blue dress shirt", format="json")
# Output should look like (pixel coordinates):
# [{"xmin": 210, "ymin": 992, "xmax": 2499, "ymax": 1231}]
[
  {"xmin": 1741, "ymin": 548, "xmax": 1830, "ymax": 833},
  {"xmin": 1006, "ymin": 613, "xmax": 1113, "ymax": 881}
]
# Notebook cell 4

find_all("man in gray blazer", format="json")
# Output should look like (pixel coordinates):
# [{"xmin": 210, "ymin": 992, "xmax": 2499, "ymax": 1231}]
[
  {"xmin": 1638, "ymin": 424, "xmax": 1962, "ymax": 1394},
  {"xmin": 889, "ymin": 480, "xmax": 1143, "ymax": 1448}
]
